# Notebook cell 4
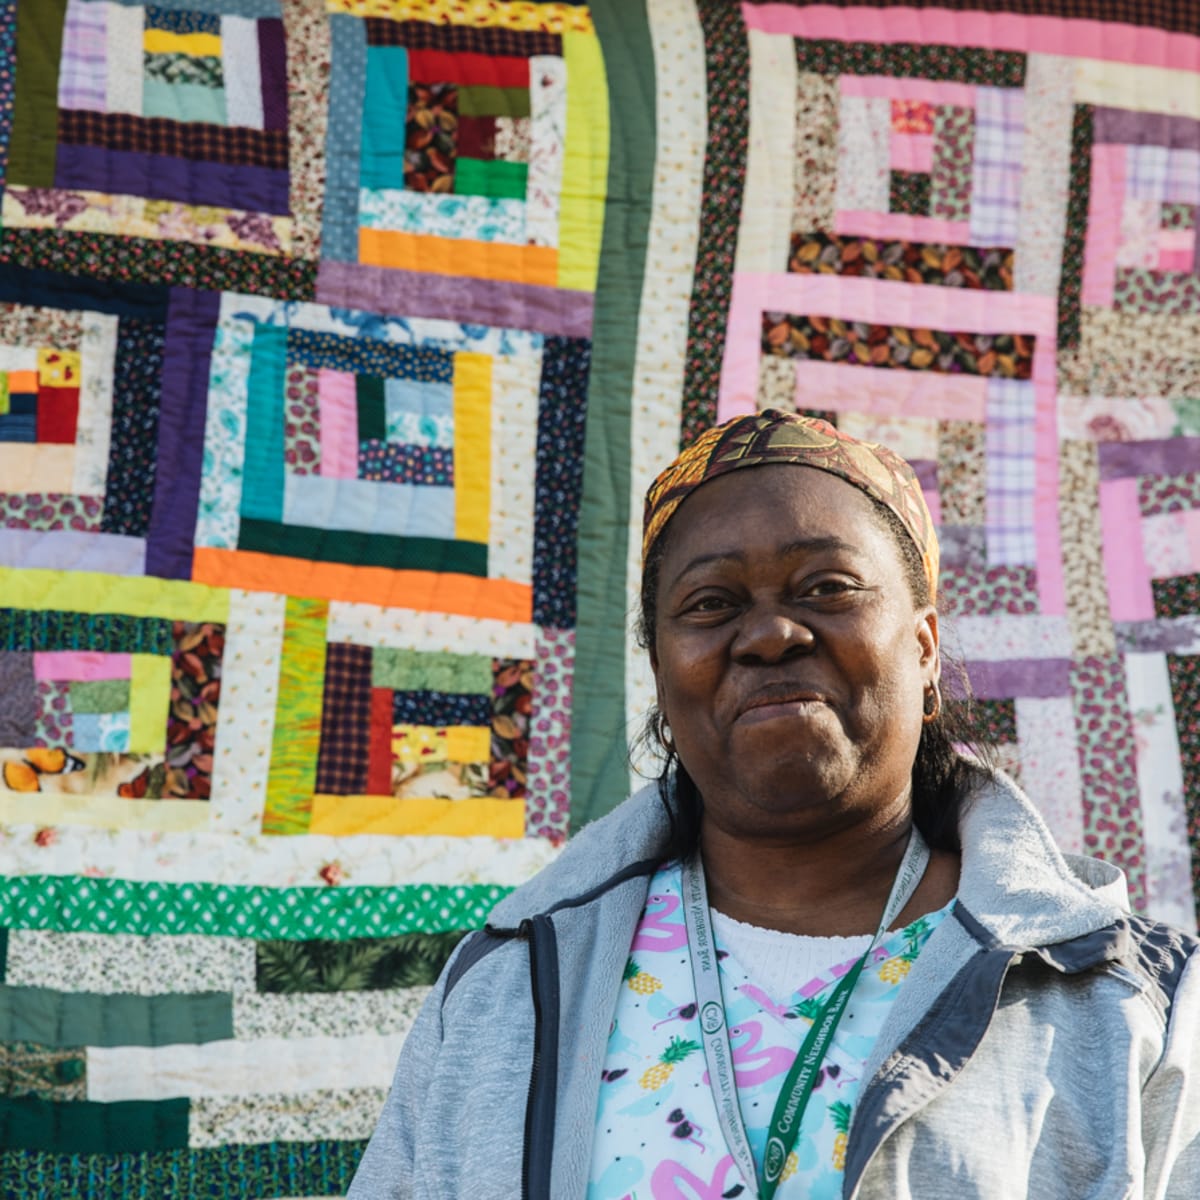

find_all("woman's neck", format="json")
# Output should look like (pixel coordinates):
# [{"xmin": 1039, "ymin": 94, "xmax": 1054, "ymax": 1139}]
[{"xmin": 698, "ymin": 809, "xmax": 959, "ymax": 938}]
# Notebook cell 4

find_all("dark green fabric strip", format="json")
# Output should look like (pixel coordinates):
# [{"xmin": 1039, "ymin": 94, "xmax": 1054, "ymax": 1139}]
[
  {"xmin": 0, "ymin": 928, "xmax": 7, "ymax": 982},
  {"xmin": 0, "ymin": 1139, "xmax": 366, "ymax": 1199},
  {"xmin": 569, "ymin": 0, "xmax": 656, "ymax": 833},
  {"xmin": 0, "ymin": 1096, "xmax": 189, "ymax": 1153},
  {"xmin": 454, "ymin": 157, "xmax": 528, "ymax": 200},
  {"xmin": 238, "ymin": 517, "xmax": 488, "ymax": 575},
  {"xmin": 457, "ymin": 85, "xmax": 531, "ymax": 118},
  {"xmin": 9, "ymin": 0, "xmax": 68, "ymax": 187},
  {"xmin": 356, "ymin": 374, "xmax": 387, "ymax": 443},
  {"xmin": 0, "ymin": 609, "xmax": 172, "ymax": 654},
  {"xmin": 0, "ymin": 986, "xmax": 233, "ymax": 1048}
]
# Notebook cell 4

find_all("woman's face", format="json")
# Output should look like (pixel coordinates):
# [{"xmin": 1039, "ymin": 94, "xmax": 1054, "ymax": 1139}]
[{"xmin": 650, "ymin": 464, "xmax": 939, "ymax": 843}]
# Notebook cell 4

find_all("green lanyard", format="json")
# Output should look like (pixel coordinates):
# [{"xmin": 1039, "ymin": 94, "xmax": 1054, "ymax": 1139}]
[{"xmin": 680, "ymin": 829, "xmax": 930, "ymax": 1199}]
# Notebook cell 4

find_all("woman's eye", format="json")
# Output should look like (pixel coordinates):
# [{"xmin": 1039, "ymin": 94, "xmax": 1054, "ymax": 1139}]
[{"xmin": 806, "ymin": 578, "xmax": 854, "ymax": 597}]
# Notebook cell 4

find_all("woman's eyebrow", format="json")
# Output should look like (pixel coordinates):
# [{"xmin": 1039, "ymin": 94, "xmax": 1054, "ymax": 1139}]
[{"xmin": 671, "ymin": 536, "xmax": 861, "ymax": 583}]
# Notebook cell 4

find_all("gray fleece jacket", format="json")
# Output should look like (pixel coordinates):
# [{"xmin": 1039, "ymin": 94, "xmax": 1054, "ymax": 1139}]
[{"xmin": 349, "ymin": 772, "xmax": 1200, "ymax": 1199}]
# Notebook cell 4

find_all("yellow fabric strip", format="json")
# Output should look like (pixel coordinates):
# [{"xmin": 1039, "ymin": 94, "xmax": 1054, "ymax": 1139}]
[
  {"xmin": 0, "ymin": 792, "xmax": 209, "ymax": 832},
  {"xmin": 324, "ymin": 0, "xmax": 593, "ymax": 33},
  {"xmin": 558, "ymin": 31, "xmax": 609, "ymax": 292},
  {"xmin": 452, "ymin": 352, "xmax": 491, "ymax": 544},
  {"xmin": 391, "ymin": 724, "xmax": 491, "ymax": 766},
  {"xmin": 310, "ymin": 794, "xmax": 524, "ymax": 838},
  {"xmin": 37, "ymin": 348, "xmax": 81, "ymax": 387},
  {"xmin": 1075, "ymin": 59, "xmax": 1200, "ymax": 119},
  {"xmin": 261, "ymin": 596, "xmax": 328, "ymax": 836},
  {"xmin": 128, "ymin": 654, "xmax": 172, "ymax": 755},
  {"xmin": 142, "ymin": 29, "xmax": 222, "ymax": 56},
  {"xmin": 0, "ymin": 567, "xmax": 229, "ymax": 624}
]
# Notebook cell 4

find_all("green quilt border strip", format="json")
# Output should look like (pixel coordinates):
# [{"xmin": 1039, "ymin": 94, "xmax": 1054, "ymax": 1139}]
[
  {"xmin": 569, "ymin": 0, "xmax": 656, "ymax": 833},
  {"xmin": 0, "ymin": 1096, "xmax": 189, "ymax": 1154},
  {"xmin": 0, "ymin": 1139, "xmax": 366, "ymax": 1199},
  {"xmin": 0, "ymin": 985, "xmax": 233, "ymax": 1047},
  {"xmin": 0, "ymin": 876, "xmax": 511, "ymax": 939},
  {"xmin": 8, "ymin": 0, "xmax": 67, "ymax": 188}
]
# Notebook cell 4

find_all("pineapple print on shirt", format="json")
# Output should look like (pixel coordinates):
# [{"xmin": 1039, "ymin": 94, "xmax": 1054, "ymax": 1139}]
[{"xmin": 587, "ymin": 864, "xmax": 951, "ymax": 1200}]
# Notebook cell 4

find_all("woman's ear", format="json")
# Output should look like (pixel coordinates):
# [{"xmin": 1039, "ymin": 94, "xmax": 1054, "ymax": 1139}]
[{"xmin": 915, "ymin": 605, "xmax": 940, "ymax": 679}]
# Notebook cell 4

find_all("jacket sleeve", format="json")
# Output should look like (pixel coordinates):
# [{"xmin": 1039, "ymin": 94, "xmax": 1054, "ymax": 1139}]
[
  {"xmin": 1142, "ymin": 945, "xmax": 1200, "ymax": 1200},
  {"xmin": 346, "ymin": 934, "xmax": 476, "ymax": 1200}
]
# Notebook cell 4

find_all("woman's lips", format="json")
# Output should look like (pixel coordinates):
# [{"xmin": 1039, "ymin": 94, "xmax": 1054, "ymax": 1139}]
[{"xmin": 736, "ymin": 693, "xmax": 829, "ymax": 724}]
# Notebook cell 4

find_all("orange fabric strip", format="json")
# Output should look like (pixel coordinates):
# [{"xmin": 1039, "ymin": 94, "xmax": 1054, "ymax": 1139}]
[
  {"xmin": 358, "ymin": 228, "xmax": 558, "ymax": 287},
  {"xmin": 192, "ymin": 546, "xmax": 533, "ymax": 622}
]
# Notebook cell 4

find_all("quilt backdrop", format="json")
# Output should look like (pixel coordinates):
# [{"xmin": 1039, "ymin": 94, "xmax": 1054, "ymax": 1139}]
[{"xmin": 0, "ymin": 0, "xmax": 1196, "ymax": 1193}]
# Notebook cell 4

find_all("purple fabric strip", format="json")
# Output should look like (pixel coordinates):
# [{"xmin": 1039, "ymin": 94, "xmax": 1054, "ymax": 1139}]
[
  {"xmin": 1097, "ymin": 436, "xmax": 1200, "ymax": 480},
  {"xmin": 0, "ymin": 529, "xmax": 146, "ymax": 574},
  {"xmin": 0, "ymin": 651, "xmax": 36, "ymax": 748},
  {"xmin": 1093, "ymin": 106, "xmax": 1200, "ymax": 151},
  {"xmin": 258, "ymin": 18, "xmax": 288, "ymax": 133},
  {"xmin": 1115, "ymin": 617, "xmax": 1200, "ymax": 655},
  {"xmin": 952, "ymin": 658, "xmax": 1073, "ymax": 700},
  {"xmin": 55, "ymin": 143, "xmax": 290, "ymax": 215},
  {"xmin": 145, "ymin": 287, "xmax": 221, "ymax": 580},
  {"xmin": 316, "ymin": 259, "xmax": 596, "ymax": 339},
  {"xmin": 937, "ymin": 524, "xmax": 985, "ymax": 568},
  {"xmin": 909, "ymin": 459, "xmax": 938, "ymax": 492}
]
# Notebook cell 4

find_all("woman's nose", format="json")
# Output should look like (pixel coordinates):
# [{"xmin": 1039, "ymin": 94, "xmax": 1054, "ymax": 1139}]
[{"xmin": 731, "ymin": 609, "xmax": 815, "ymax": 662}]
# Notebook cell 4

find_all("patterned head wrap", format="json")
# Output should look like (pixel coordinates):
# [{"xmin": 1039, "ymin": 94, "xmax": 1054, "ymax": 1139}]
[{"xmin": 642, "ymin": 409, "xmax": 939, "ymax": 600}]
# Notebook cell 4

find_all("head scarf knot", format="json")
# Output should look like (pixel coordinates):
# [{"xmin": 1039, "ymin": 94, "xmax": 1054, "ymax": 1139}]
[{"xmin": 642, "ymin": 410, "xmax": 939, "ymax": 600}]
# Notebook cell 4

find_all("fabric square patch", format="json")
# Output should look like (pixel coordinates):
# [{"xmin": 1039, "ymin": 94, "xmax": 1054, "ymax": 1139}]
[
  {"xmin": 404, "ymin": 82, "xmax": 458, "ymax": 193},
  {"xmin": 889, "ymin": 170, "xmax": 932, "ymax": 215}
]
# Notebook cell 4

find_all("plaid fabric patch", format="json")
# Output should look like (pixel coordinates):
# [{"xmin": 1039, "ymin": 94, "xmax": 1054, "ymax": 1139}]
[
  {"xmin": 313, "ymin": 643, "xmax": 373, "ymax": 796},
  {"xmin": 985, "ymin": 378, "xmax": 1037, "ymax": 566},
  {"xmin": 364, "ymin": 18, "xmax": 562, "ymax": 57},
  {"xmin": 58, "ymin": 0, "xmax": 105, "ymax": 112},
  {"xmin": 970, "ymin": 87, "xmax": 1023, "ymax": 247},
  {"xmin": 1127, "ymin": 145, "xmax": 1200, "ymax": 205},
  {"xmin": 57, "ymin": 111, "xmax": 290, "ymax": 170}
]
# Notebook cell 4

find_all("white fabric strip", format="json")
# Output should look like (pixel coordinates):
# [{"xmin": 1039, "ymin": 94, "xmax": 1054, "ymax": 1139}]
[
  {"xmin": 950, "ymin": 615, "xmax": 1073, "ymax": 662},
  {"xmin": 490, "ymin": 353, "xmax": 540, "ymax": 586},
  {"xmin": 233, "ymin": 987, "xmax": 430, "ymax": 1040},
  {"xmin": 189, "ymin": 1086, "xmax": 388, "ymax": 1148},
  {"xmin": 624, "ymin": 0, "xmax": 705, "ymax": 786},
  {"xmin": 1014, "ymin": 697, "xmax": 1085, "ymax": 857},
  {"xmin": 325, "ymin": 600, "xmax": 537, "ymax": 658},
  {"xmin": 86, "ymin": 1032, "xmax": 409, "ymax": 1101},
  {"xmin": 105, "ymin": 2, "xmax": 143, "ymax": 115},
  {"xmin": 526, "ymin": 55, "xmax": 567, "ymax": 248},
  {"xmin": 73, "ymin": 312, "xmax": 117, "ymax": 495},
  {"xmin": 208, "ymin": 588, "xmax": 288, "ymax": 835},
  {"xmin": 0, "ymin": 822, "xmax": 561, "ymax": 885},
  {"xmin": 221, "ymin": 16, "xmax": 264, "ymax": 130}
]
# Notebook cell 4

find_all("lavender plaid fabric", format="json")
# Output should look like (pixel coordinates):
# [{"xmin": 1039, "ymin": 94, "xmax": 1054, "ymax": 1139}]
[
  {"xmin": 58, "ymin": 0, "xmax": 106, "ymax": 113},
  {"xmin": 985, "ymin": 378, "xmax": 1037, "ymax": 566},
  {"xmin": 970, "ymin": 87, "xmax": 1024, "ymax": 248},
  {"xmin": 314, "ymin": 643, "xmax": 374, "ymax": 796}
]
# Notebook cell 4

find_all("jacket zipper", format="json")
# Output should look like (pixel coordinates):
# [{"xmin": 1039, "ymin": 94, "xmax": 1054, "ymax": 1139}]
[{"xmin": 521, "ymin": 914, "xmax": 559, "ymax": 1200}]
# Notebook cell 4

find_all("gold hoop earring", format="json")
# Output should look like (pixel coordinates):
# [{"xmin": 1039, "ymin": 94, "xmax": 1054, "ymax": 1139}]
[
  {"xmin": 922, "ymin": 680, "xmax": 942, "ymax": 725},
  {"xmin": 657, "ymin": 713, "xmax": 676, "ymax": 755}
]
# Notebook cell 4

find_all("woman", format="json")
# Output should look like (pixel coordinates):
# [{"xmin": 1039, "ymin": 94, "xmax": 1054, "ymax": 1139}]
[{"xmin": 350, "ymin": 411, "xmax": 1200, "ymax": 1199}]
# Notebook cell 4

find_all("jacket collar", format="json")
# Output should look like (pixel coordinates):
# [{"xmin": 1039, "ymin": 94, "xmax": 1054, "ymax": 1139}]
[{"xmin": 953, "ymin": 768, "xmax": 1129, "ymax": 953}]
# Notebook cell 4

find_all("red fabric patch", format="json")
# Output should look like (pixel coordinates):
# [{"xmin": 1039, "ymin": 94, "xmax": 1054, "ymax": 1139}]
[
  {"xmin": 456, "ymin": 115, "xmax": 497, "ymax": 160},
  {"xmin": 406, "ymin": 49, "xmax": 530, "ymax": 90},
  {"xmin": 35, "ymin": 387, "xmax": 80, "ymax": 443},
  {"xmin": 367, "ymin": 686, "xmax": 394, "ymax": 796}
]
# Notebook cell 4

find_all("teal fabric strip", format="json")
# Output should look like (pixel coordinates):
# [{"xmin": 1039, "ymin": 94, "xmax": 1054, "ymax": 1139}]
[
  {"xmin": 240, "ymin": 324, "xmax": 288, "ymax": 524},
  {"xmin": 0, "ymin": 1096, "xmax": 189, "ymax": 1153},
  {"xmin": 141, "ymin": 78, "xmax": 228, "ymax": 126},
  {"xmin": 322, "ymin": 14, "xmax": 367, "ymax": 263},
  {"xmin": 0, "ymin": 1139, "xmax": 366, "ymax": 1198},
  {"xmin": 356, "ymin": 374, "xmax": 387, "ymax": 443},
  {"xmin": 0, "ymin": 875, "xmax": 511, "ymax": 940},
  {"xmin": 0, "ymin": 610, "xmax": 172, "ymax": 655},
  {"xmin": 361, "ymin": 45, "xmax": 408, "ymax": 191},
  {"xmin": 569, "ymin": 0, "xmax": 657, "ymax": 832},
  {"xmin": 0, "ymin": 985, "xmax": 233, "ymax": 1048}
]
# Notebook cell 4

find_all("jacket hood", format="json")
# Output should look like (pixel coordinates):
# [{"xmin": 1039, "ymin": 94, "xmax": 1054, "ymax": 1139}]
[{"xmin": 489, "ymin": 769, "xmax": 1129, "ymax": 947}]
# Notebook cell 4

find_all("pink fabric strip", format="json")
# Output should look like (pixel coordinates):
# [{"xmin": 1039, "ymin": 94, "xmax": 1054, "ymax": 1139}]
[
  {"xmin": 1098, "ymin": 478, "xmax": 1155, "ymax": 621},
  {"xmin": 34, "ymin": 651, "xmax": 132, "ymax": 681},
  {"xmin": 890, "ymin": 132, "xmax": 935, "ymax": 173},
  {"xmin": 742, "ymin": 4, "xmax": 1200, "ymax": 71},
  {"xmin": 317, "ymin": 368, "xmax": 360, "ymax": 481},
  {"xmin": 1158, "ymin": 247, "xmax": 1195, "ymax": 272},
  {"xmin": 840, "ymin": 75, "xmax": 976, "ymax": 107},
  {"xmin": 792, "ymin": 359, "xmax": 989, "ymax": 423},
  {"xmin": 923, "ymin": 484, "xmax": 942, "ymax": 525},
  {"xmin": 1032, "ymin": 338, "xmax": 1066, "ymax": 617},
  {"xmin": 1082, "ymin": 145, "xmax": 1124, "ymax": 308},
  {"xmin": 834, "ymin": 210, "xmax": 974, "ymax": 244}
]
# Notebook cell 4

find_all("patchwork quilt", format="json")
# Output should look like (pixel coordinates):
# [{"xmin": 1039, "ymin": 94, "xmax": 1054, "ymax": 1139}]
[{"xmin": 0, "ymin": 0, "xmax": 1196, "ymax": 1193}]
